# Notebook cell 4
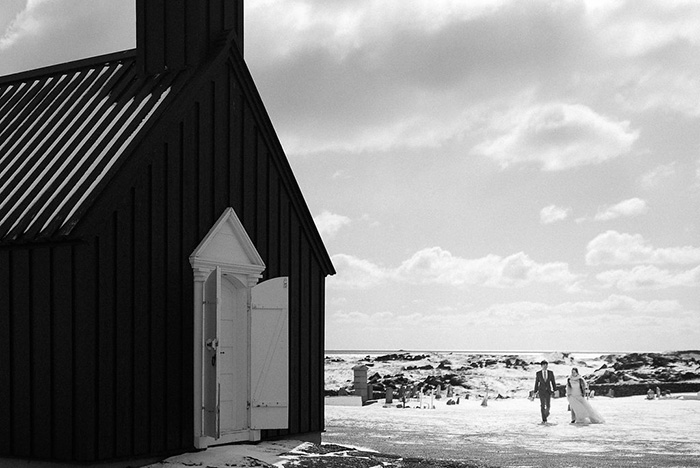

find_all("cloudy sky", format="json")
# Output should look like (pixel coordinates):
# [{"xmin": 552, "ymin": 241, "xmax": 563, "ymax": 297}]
[{"xmin": 2, "ymin": 0, "xmax": 699, "ymax": 352}]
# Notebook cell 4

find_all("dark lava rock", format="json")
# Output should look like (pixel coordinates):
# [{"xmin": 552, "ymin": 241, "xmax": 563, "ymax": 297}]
[
  {"xmin": 374, "ymin": 353, "xmax": 429, "ymax": 362},
  {"xmin": 405, "ymin": 364, "xmax": 434, "ymax": 370},
  {"xmin": 614, "ymin": 360, "xmax": 646, "ymax": 371}
]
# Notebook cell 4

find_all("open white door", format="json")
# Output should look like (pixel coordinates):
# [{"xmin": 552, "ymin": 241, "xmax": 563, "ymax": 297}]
[
  {"xmin": 250, "ymin": 277, "xmax": 289, "ymax": 430},
  {"xmin": 202, "ymin": 267, "xmax": 222, "ymax": 439}
]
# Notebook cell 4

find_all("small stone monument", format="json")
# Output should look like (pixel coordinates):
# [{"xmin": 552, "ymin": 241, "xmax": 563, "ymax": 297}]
[{"xmin": 353, "ymin": 364, "xmax": 369, "ymax": 403}]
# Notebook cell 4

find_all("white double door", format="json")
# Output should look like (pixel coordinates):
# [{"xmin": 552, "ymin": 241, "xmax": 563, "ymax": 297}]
[{"xmin": 202, "ymin": 268, "xmax": 288, "ymax": 444}]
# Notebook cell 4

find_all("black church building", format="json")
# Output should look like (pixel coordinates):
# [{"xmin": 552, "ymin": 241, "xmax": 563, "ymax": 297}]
[{"xmin": 0, "ymin": 0, "xmax": 334, "ymax": 464}]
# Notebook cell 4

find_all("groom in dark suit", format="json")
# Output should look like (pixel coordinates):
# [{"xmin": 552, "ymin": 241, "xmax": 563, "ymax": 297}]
[{"xmin": 534, "ymin": 360, "xmax": 557, "ymax": 423}]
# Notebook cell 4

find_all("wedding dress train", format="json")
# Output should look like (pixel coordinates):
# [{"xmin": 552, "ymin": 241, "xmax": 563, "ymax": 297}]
[{"xmin": 567, "ymin": 376, "xmax": 605, "ymax": 424}]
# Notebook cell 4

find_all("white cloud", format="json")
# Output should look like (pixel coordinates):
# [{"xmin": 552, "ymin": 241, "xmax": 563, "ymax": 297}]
[
  {"xmin": 0, "ymin": 0, "xmax": 134, "ymax": 76},
  {"xmin": 1, "ymin": 0, "xmax": 54, "ymax": 51},
  {"xmin": 244, "ymin": 1, "xmax": 601, "ymax": 157},
  {"xmin": 327, "ymin": 253, "xmax": 388, "ymax": 289},
  {"xmin": 328, "ymin": 247, "xmax": 579, "ymax": 290},
  {"xmin": 540, "ymin": 204, "xmax": 571, "ymax": 224},
  {"xmin": 594, "ymin": 197, "xmax": 648, "ymax": 221},
  {"xmin": 332, "ymin": 310, "xmax": 431, "ymax": 326},
  {"xmin": 395, "ymin": 247, "xmax": 579, "ymax": 288},
  {"xmin": 597, "ymin": 265, "xmax": 700, "ymax": 290},
  {"xmin": 638, "ymin": 163, "xmax": 676, "ymax": 190},
  {"xmin": 474, "ymin": 103, "xmax": 639, "ymax": 171},
  {"xmin": 329, "ymin": 294, "xmax": 686, "ymax": 330},
  {"xmin": 586, "ymin": 230, "xmax": 700, "ymax": 265},
  {"xmin": 484, "ymin": 294, "xmax": 682, "ymax": 319},
  {"xmin": 586, "ymin": 0, "xmax": 700, "ymax": 57},
  {"xmin": 313, "ymin": 210, "xmax": 350, "ymax": 239},
  {"xmin": 586, "ymin": 1, "xmax": 700, "ymax": 116}
]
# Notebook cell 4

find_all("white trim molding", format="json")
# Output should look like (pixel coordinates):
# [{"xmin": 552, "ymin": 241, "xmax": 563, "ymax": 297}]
[{"xmin": 190, "ymin": 207, "xmax": 267, "ymax": 449}]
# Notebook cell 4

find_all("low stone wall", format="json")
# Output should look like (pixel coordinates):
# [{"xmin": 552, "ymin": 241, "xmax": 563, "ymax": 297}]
[{"xmin": 589, "ymin": 382, "xmax": 700, "ymax": 398}]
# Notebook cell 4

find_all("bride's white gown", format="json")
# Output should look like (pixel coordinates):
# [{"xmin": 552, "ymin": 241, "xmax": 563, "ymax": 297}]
[{"xmin": 567, "ymin": 378, "xmax": 605, "ymax": 424}]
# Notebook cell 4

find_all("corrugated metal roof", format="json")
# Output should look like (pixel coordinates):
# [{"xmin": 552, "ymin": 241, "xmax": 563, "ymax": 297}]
[{"xmin": 0, "ymin": 51, "xmax": 186, "ymax": 243}]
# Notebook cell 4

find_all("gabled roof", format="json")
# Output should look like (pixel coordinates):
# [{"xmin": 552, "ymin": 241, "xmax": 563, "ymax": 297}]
[{"xmin": 0, "ymin": 50, "xmax": 189, "ymax": 243}]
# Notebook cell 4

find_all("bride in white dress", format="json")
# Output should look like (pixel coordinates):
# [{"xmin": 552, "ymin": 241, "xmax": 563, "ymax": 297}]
[{"xmin": 566, "ymin": 368, "xmax": 605, "ymax": 424}]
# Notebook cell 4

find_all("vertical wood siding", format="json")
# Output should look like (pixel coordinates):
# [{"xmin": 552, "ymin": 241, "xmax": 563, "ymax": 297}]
[
  {"xmin": 137, "ymin": 0, "xmax": 244, "ymax": 75},
  {"xmin": 1, "ymin": 44, "xmax": 329, "ymax": 463}
]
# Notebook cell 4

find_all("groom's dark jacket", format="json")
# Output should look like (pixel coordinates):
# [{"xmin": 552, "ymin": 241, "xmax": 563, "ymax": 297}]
[{"xmin": 534, "ymin": 369, "xmax": 557, "ymax": 395}]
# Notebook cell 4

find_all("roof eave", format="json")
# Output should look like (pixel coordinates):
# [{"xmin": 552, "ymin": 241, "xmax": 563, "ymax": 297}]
[{"xmin": 0, "ymin": 49, "xmax": 137, "ymax": 87}]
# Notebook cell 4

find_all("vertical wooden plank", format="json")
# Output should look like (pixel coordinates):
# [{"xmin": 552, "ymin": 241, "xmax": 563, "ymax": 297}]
[
  {"xmin": 299, "ymin": 236, "xmax": 312, "ymax": 433},
  {"xmin": 309, "ymin": 261, "xmax": 322, "ymax": 433},
  {"xmin": 184, "ymin": 108, "xmax": 199, "ymax": 239},
  {"xmin": 115, "ymin": 196, "xmax": 134, "ymax": 458},
  {"xmin": 229, "ymin": 73, "xmax": 243, "ymax": 214},
  {"xmin": 267, "ymin": 171, "xmax": 280, "ymax": 279},
  {"xmin": 214, "ymin": 69, "xmax": 229, "ymax": 215},
  {"xmin": 181, "ymin": 112, "xmax": 199, "ymax": 449},
  {"xmin": 242, "ymin": 105, "xmax": 257, "ymax": 229},
  {"xmin": 318, "ymin": 271, "xmax": 326, "ymax": 433},
  {"xmin": 222, "ymin": 0, "xmax": 237, "ymax": 31},
  {"xmin": 150, "ymin": 151, "xmax": 167, "ymax": 454},
  {"xmin": 208, "ymin": 0, "xmax": 224, "ymax": 47},
  {"xmin": 137, "ymin": 0, "xmax": 166, "ymax": 75},
  {"xmin": 97, "ymin": 218, "xmax": 116, "ymax": 459},
  {"xmin": 280, "ymin": 194, "xmax": 293, "ymax": 437},
  {"xmin": 10, "ymin": 249, "xmax": 32, "ymax": 457},
  {"xmin": 11, "ymin": 249, "xmax": 31, "ymax": 457},
  {"xmin": 0, "ymin": 250, "xmax": 11, "ymax": 455},
  {"xmin": 279, "ymin": 194, "xmax": 291, "ymax": 277},
  {"xmin": 133, "ymin": 174, "xmax": 151, "ymax": 455},
  {"xmin": 166, "ymin": 127, "xmax": 184, "ymax": 451},
  {"xmin": 52, "ymin": 245, "xmax": 73, "ymax": 461},
  {"xmin": 164, "ymin": 0, "xmax": 186, "ymax": 70},
  {"xmin": 135, "ymin": 0, "xmax": 146, "ymax": 74},
  {"xmin": 185, "ymin": 0, "xmax": 207, "ymax": 67},
  {"xmin": 197, "ymin": 88, "xmax": 214, "ymax": 233},
  {"xmin": 151, "ymin": 0, "xmax": 166, "ymax": 70},
  {"xmin": 31, "ymin": 247, "xmax": 52, "ymax": 459},
  {"xmin": 287, "ymin": 215, "xmax": 301, "ymax": 434},
  {"xmin": 180, "ymin": 273, "xmax": 195, "ymax": 450},
  {"xmin": 73, "ymin": 242, "xmax": 97, "ymax": 461},
  {"xmin": 256, "ymin": 141, "xmax": 269, "ymax": 269},
  {"xmin": 225, "ymin": 0, "xmax": 243, "ymax": 51}
]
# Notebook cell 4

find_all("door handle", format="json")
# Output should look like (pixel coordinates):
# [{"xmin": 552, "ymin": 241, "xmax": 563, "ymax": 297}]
[{"xmin": 205, "ymin": 338, "xmax": 219, "ymax": 352}]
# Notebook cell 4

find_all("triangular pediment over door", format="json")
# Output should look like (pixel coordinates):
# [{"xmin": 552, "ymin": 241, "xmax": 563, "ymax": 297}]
[{"xmin": 190, "ymin": 207, "xmax": 265, "ymax": 283}]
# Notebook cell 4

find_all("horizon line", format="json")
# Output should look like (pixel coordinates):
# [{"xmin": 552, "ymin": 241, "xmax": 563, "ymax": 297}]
[{"xmin": 324, "ymin": 349, "xmax": 693, "ymax": 355}]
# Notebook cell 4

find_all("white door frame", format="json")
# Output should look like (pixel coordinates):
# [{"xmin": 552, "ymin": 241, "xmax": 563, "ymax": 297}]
[{"xmin": 189, "ymin": 208, "xmax": 266, "ymax": 449}]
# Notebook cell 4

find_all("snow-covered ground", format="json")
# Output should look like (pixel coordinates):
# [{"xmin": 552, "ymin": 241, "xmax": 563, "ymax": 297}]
[
  {"xmin": 324, "ymin": 351, "xmax": 700, "ymax": 467},
  {"xmin": 324, "ymin": 394, "xmax": 700, "ymax": 467}
]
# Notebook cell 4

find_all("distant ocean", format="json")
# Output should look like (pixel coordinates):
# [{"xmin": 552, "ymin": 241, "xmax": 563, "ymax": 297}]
[{"xmin": 324, "ymin": 349, "xmax": 629, "ymax": 355}]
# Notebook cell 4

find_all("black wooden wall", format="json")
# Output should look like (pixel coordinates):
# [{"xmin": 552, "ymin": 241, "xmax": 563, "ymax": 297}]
[
  {"xmin": 0, "ymin": 45, "xmax": 330, "ymax": 463},
  {"xmin": 137, "ymin": 0, "xmax": 244, "ymax": 75}
]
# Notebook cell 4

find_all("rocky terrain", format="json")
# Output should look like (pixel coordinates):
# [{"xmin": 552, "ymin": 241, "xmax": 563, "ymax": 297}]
[
  {"xmin": 586, "ymin": 350, "xmax": 700, "ymax": 385},
  {"xmin": 325, "ymin": 350, "xmax": 700, "ymax": 399}
]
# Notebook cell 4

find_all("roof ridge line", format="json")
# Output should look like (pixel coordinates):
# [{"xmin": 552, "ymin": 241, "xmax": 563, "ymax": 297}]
[{"xmin": 0, "ymin": 49, "xmax": 137, "ymax": 86}]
